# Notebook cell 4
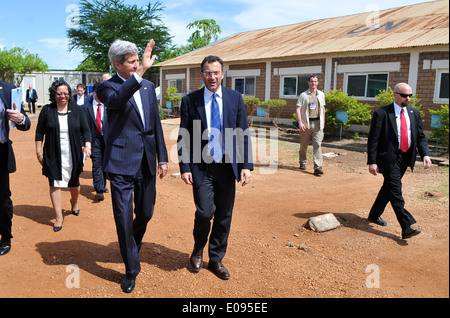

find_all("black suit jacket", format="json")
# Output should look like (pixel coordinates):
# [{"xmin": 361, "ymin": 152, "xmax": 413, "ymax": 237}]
[
  {"xmin": 35, "ymin": 102, "xmax": 91, "ymax": 181},
  {"xmin": 97, "ymin": 74, "xmax": 168, "ymax": 177},
  {"xmin": 367, "ymin": 103, "xmax": 430, "ymax": 173},
  {"xmin": 26, "ymin": 88, "xmax": 38, "ymax": 102},
  {"xmin": 178, "ymin": 87, "xmax": 253, "ymax": 186},
  {"xmin": 81, "ymin": 95, "xmax": 108, "ymax": 143},
  {"xmin": 0, "ymin": 80, "xmax": 31, "ymax": 173}
]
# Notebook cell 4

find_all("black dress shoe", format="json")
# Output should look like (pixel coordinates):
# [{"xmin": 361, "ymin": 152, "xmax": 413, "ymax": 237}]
[
  {"xmin": 368, "ymin": 217, "xmax": 387, "ymax": 226},
  {"xmin": 121, "ymin": 276, "xmax": 136, "ymax": 293},
  {"xmin": 190, "ymin": 249, "xmax": 203, "ymax": 272},
  {"xmin": 402, "ymin": 228, "xmax": 421, "ymax": 239},
  {"xmin": 95, "ymin": 193, "xmax": 104, "ymax": 201},
  {"xmin": 0, "ymin": 241, "xmax": 11, "ymax": 256},
  {"xmin": 314, "ymin": 167, "xmax": 324, "ymax": 176},
  {"xmin": 208, "ymin": 261, "xmax": 230, "ymax": 280}
]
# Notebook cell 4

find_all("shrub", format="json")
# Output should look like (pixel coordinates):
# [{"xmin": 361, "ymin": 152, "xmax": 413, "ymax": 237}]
[
  {"xmin": 429, "ymin": 105, "xmax": 449, "ymax": 152},
  {"xmin": 243, "ymin": 96, "xmax": 261, "ymax": 126},
  {"xmin": 325, "ymin": 89, "xmax": 372, "ymax": 136},
  {"xmin": 261, "ymin": 99, "xmax": 287, "ymax": 128}
]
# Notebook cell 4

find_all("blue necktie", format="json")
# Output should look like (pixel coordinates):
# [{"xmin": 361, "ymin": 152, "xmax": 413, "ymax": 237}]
[{"xmin": 210, "ymin": 93, "xmax": 222, "ymax": 162}]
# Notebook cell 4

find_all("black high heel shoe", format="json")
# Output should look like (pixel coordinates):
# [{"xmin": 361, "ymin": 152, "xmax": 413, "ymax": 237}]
[
  {"xmin": 70, "ymin": 198, "xmax": 80, "ymax": 216},
  {"xmin": 53, "ymin": 217, "xmax": 64, "ymax": 232}
]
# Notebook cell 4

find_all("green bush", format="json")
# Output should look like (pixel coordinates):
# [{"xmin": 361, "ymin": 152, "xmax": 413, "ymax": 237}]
[
  {"xmin": 325, "ymin": 89, "xmax": 372, "ymax": 135},
  {"xmin": 159, "ymin": 105, "xmax": 167, "ymax": 120},
  {"xmin": 261, "ymin": 99, "xmax": 287, "ymax": 128},
  {"xmin": 429, "ymin": 105, "xmax": 449, "ymax": 152},
  {"xmin": 164, "ymin": 85, "xmax": 182, "ymax": 105},
  {"xmin": 243, "ymin": 96, "xmax": 261, "ymax": 126}
]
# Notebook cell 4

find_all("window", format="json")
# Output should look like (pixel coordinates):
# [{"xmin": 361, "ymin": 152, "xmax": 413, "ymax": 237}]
[
  {"xmin": 438, "ymin": 71, "xmax": 449, "ymax": 99},
  {"xmin": 346, "ymin": 73, "xmax": 388, "ymax": 98},
  {"xmin": 168, "ymin": 79, "xmax": 183, "ymax": 93},
  {"xmin": 53, "ymin": 77, "xmax": 64, "ymax": 82},
  {"xmin": 233, "ymin": 77, "xmax": 255, "ymax": 96},
  {"xmin": 282, "ymin": 76, "xmax": 310, "ymax": 97}
]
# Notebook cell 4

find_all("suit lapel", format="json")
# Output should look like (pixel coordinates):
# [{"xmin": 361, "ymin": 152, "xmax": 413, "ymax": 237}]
[
  {"xmin": 141, "ymin": 84, "xmax": 151, "ymax": 129},
  {"xmin": 222, "ymin": 88, "xmax": 230, "ymax": 129},
  {"xmin": 0, "ymin": 88, "xmax": 8, "ymax": 107},
  {"xmin": 406, "ymin": 106, "xmax": 417, "ymax": 144},
  {"xmin": 87, "ymin": 97, "xmax": 96, "ymax": 123},
  {"xmin": 195, "ymin": 88, "xmax": 207, "ymax": 129},
  {"xmin": 387, "ymin": 103, "xmax": 398, "ymax": 136},
  {"xmin": 130, "ymin": 92, "xmax": 140, "ymax": 121}
]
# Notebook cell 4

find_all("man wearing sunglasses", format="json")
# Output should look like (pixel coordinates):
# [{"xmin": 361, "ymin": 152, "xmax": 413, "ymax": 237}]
[{"xmin": 367, "ymin": 82, "xmax": 432, "ymax": 240}]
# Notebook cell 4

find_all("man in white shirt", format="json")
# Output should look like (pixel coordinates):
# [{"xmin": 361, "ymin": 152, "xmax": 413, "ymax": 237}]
[{"xmin": 295, "ymin": 75, "xmax": 326, "ymax": 175}]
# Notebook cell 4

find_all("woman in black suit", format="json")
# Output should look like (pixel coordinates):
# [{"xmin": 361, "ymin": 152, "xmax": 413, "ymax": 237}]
[{"xmin": 35, "ymin": 80, "xmax": 92, "ymax": 232}]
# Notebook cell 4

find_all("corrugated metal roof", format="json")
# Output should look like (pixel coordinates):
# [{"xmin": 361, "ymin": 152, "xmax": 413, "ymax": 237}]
[{"xmin": 158, "ymin": 0, "xmax": 449, "ymax": 68}]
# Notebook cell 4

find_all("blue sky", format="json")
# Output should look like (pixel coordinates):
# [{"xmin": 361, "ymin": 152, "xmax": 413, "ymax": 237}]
[{"xmin": 0, "ymin": 0, "xmax": 435, "ymax": 70}]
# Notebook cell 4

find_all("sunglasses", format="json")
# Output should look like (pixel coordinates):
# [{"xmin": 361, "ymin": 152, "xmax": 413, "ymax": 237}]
[{"xmin": 394, "ymin": 92, "xmax": 413, "ymax": 98}]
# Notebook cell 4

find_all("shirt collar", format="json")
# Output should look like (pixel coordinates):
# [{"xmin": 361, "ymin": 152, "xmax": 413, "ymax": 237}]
[
  {"xmin": 394, "ymin": 102, "xmax": 406, "ymax": 115},
  {"xmin": 204, "ymin": 87, "xmax": 222, "ymax": 100}
]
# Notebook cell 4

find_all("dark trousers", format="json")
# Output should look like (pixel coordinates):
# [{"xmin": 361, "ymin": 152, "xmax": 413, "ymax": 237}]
[
  {"xmin": 0, "ymin": 145, "xmax": 13, "ymax": 242},
  {"xmin": 193, "ymin": 162, "xmax": 236, "ymax": 262},
  {"xmin": 369, "ymin": 151, "xmax": 416, "ymax": 229},
  {"xmin": 28, "ymin": 101, "xmax": 36, "ymax": 114},
  {"xmin": 109, "ymin": 156, "xmax": 156, "ymax": 278},
  {"xmin": 91, "ymin": 136, "xmax": 106, "ymax": 194}
]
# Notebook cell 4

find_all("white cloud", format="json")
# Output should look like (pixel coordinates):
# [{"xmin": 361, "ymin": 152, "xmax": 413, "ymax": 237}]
[
  {"xmin": 230, "ymin": 0, "xmax": 434, "ymax": 31},
  {"xmin": 37, "ymin": 38, "xmax": 84, "ymax": 70}
]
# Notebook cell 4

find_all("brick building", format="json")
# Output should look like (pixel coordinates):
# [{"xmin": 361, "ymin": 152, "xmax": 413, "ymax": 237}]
[{"xmin": 157, "ymin": 0, "xmax": 449, "ymax": 130}]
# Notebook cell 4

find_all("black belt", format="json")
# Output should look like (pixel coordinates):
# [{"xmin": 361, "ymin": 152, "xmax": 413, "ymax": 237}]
[
  {"xmin": 395, "ymin": 148, "xmax": 410, "ymax": 154},
  {"xmin": 309, "ymin": 118, "xmax": 319, "ymax": 121},
  {"xmin": 141, "ymin": 130, "xmax": 154, "ymax": 136}
]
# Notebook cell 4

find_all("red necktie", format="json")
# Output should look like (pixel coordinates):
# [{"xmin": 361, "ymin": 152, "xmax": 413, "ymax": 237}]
[
  {"xmin": 96, "ymin": 104, "xmax": 102, "ymax": 136},
  {"xmin": 400, "ymin": 108, "xmax": 409, "ymax": 152}
]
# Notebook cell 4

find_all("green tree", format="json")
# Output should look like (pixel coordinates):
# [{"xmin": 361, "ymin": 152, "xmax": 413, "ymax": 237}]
[
  {"xmin": 187, "ymin": 19, "xmax": 222, "ymax": 47},
  {"xmin": 67, "ymin": 0, "xmax": 173, "ymax": 72},
  {"xmin": 159, "ymin": 19, "xmax": 222, "ymax": 63},
  {"xmin": 0, "ymin": 47, "xmax": 48, "ymax": 86}
]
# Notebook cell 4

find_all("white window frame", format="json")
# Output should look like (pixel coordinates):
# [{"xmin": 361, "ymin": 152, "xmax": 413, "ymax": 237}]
[
  {"xmin": 344, "ymin": 72, "xmax": 389, "ymax": 100},
  {"xmin": 434, "ymin": 69, "xmax": 449, "ymax": 104},
  {"xmin": 280, "ymin": 75, "xmax": 311, "ymax": 98},
  {"xmin": 232, "ymin": 76, "xmax": 256, "ymax": 97},
  {"xmin": 168, "ymin": 79, "xmax": 183, "ymax": 93}
]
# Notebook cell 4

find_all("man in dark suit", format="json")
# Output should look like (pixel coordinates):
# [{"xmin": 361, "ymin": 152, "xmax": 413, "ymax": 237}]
[
  {"xmin": 0, "ymin": 80, "xmax": 31, "ymax": 255},
  {"xmin": 73, "ymin": 83, "xmax": 88, "ymax": 106},
  {"xmin": 97, "ymin": 39, "xmax": 168, "ymax": 293},
  {"xmin": 367, "ymin": 82, "xmax": 432, "ymax": 240},
  {"xmin": 178, "ymin": 55, "xmax": 253, "ymax": 280},
  {"xmin": 81, "ymin": 83, "xmax": 108, "ymax": 201},
  {"xmin": 26, "ymin": 85, "xmax": 38, "ymax": 114}
]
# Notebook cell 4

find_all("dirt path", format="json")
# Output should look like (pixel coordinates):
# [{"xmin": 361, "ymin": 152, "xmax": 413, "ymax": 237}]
[{"xmin": 1, "ymin": 116, "xmax": 448, "ymax": 300}]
